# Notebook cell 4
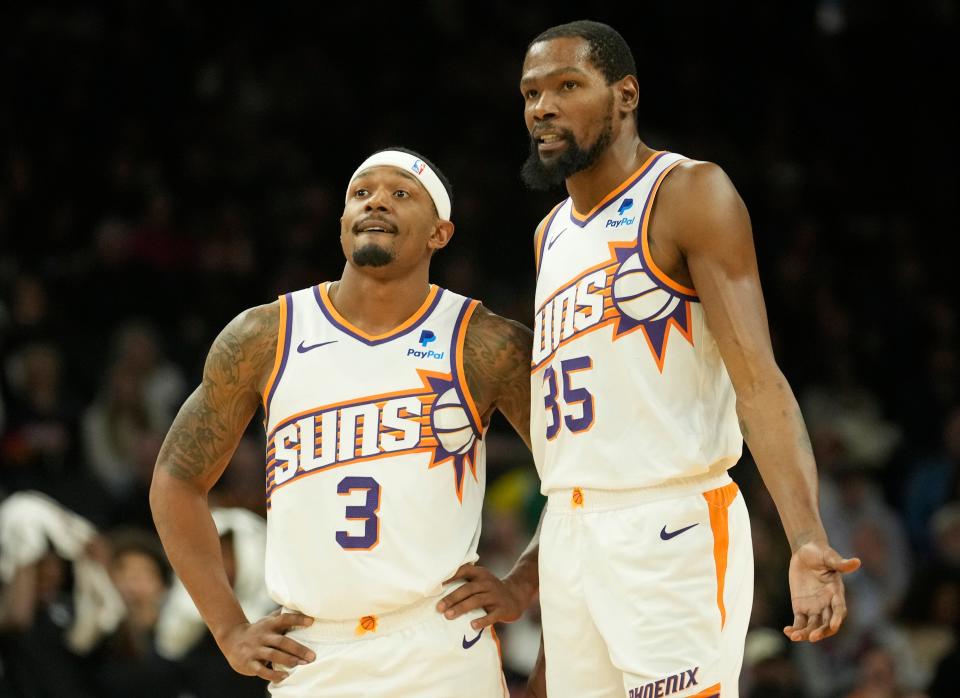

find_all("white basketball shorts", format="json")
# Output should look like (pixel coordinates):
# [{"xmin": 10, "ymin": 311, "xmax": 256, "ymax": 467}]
[
  {"xmin": 539, "ymin": 473, "xmax": 753, "ymax": 698},
  {"xmin": 269, "ymin": 589, "xmax": 507, "ymax": 697}
]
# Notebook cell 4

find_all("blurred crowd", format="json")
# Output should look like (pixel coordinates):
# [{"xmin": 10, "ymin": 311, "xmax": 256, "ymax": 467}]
[{"xmin": 1, "ymin": 1, "xmax": 957, "ymax": 697}]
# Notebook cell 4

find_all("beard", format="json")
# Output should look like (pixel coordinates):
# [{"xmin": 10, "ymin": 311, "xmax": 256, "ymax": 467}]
[
  {"xmin": 352, "ymin": 242, "xmax": 395, "ymax": 267},
  {"xmin": 521, "ymin": 104, "xmax": 614, "ymax": 192}
]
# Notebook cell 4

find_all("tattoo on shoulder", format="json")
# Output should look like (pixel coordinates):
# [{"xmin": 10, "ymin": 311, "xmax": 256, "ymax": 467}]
[
  {"xmin": 463, "ymin": 305, "xmax": 532, "ymax": 435},
  {"xmin": 157, "ymin": 302, "xmax": 280, "ymax": 481}
]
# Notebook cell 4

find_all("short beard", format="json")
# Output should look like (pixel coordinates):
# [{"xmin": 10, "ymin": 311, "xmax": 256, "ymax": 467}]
[
  {"xmin": 521, "ymin": 105, "xmax": 614, "ymax": 192},
  {"xmin": 352, "ymin": 243, "xmax": 395, "ymax": 267}
]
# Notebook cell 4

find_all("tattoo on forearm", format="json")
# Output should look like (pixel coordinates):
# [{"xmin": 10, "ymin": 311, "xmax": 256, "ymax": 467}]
[
  {"xmin": 158, "ymin": 303, "xmax": 279, "ymax": 481},
  {"xmin": 463, "ymin": 306, "xmax": 533, "ymax": 446}
]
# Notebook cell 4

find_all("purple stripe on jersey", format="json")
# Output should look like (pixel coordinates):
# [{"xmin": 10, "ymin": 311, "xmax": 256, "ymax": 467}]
[
  {"xmin": 535, "ymin": 204, "xmax": 563, "ymax": 278},
  {"xmin": 264, "ymin": 292, "xmax": 294, "ymax": 423},
  {"xmin": 449, "ymin": 299, "xmax": 483, "ymax": 437},
  {"xmin": 312, "ymin": 284, "xmax": 445, "ymax": 346},
  {"xmin": 636, "ymin": 167, "xmax": 698, "ymax": 302},
  {"xmin": 568, "ymin": 151, "xmax": 667, "ymax": 228}
]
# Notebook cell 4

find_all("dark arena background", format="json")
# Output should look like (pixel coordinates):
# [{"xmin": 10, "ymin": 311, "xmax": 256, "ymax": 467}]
[{"xmin": 1, "ymin": 2, "xmax": 958, "ymax": 697}]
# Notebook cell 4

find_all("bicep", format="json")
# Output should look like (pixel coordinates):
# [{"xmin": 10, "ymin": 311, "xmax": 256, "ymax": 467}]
[{"xmin": 154, "ymin": 305, "xmax": 277, "ymax": 490}]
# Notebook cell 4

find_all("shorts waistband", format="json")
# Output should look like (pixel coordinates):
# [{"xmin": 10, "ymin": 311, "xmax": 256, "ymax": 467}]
[
  {"xmin": 282, "ymin": 585, "xmax": 457, "ymax": 643},
  {"xmin": 546, "ymin": 470, "xmax": 733, "ymax": 513}
]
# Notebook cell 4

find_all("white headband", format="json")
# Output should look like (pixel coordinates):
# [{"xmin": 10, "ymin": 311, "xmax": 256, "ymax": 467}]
[{"xmin": 347, "ymin": 150, "xmax": 451, "ymax": 220}]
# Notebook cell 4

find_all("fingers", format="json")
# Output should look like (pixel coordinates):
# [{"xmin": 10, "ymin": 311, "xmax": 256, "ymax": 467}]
[
  {"xmin": 271, "ymin": 612, "xmax": 314, "ymax": 631},
  {"xmin": 443, "ymin": 563, "xmax": 480, "ymax": 586},
  {"xmin": 437, "ymin": 580, "xmax": 485, "ymax": 615},
  {"xmin": 248, "ymin": 659, "xmax": 288, "ymax": 683},
  {"xmin": 829, "ymin": 589, "xmax": 849, "ymax": 634},
  {"xmin": 443, "ymin": 590, "xmax": 494, "ymax": 620},
  {"xmin": 273, "ymin": 634, "xmax": 317, "ymax": 663},
  {"xmin": 809, "ymin": 606, "xmax": 833, "ymax": 642},
  {"xmin": 783, "ymin": 611, "xmax": 806, "ymax": 640}
]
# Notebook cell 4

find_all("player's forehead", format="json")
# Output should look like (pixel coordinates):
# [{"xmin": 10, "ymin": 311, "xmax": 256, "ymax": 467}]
[
  {"xmin": 350, "ymin": 166, "xmax": 427, "ymax": 195},
  {"xmin": 521, "ymin": 36, "xmax": 598, "ymax": 84}
]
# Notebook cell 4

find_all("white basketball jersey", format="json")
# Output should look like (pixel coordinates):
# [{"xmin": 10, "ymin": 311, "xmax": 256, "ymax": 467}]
[
  {"xmin": 261, "ymin": 283, "xmax": 486, "ymax": 620},
  {"xmin": 530, "ymin": 151, "xmax": 742, "ymax": 493}
]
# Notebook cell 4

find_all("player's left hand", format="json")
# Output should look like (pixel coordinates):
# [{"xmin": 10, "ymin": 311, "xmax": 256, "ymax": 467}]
[
  {"xmin": 784, "ymin": 540, "xmax": 861, "ymax": 643},
  {"xmin": 436, "ymin": 563, "xmax": 533, "ymax": 629}
]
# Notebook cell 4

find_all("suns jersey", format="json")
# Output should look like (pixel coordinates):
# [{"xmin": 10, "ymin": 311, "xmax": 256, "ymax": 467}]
[
  {"xmin": 530, "ymin": 151, "xmax": 743, "ymax": 493},
  {"xmin": 260, "ymin": 283, "xmax": 486, "ymax": 621}
]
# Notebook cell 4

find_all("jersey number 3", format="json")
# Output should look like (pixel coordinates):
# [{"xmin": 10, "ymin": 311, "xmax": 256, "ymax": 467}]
[
  {"xmin": 543, "ymin": 356, "xmax": 595, "ymax": 440},
  {"xmin": 336, "ymin": 476, "xmax": 380, "ymax": 550}
]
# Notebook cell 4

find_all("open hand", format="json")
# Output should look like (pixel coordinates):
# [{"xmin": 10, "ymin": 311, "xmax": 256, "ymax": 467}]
[
  {"xmin": 784, "ymin": 541, "xmax": 861, "ymax": 642},
  {"xmin": 217, "ymin": 611, "xmax": 316, "ymax": 683},
  {"xmin": 436, "ymin": 563, "xmax": 534, "ymax": 630}
]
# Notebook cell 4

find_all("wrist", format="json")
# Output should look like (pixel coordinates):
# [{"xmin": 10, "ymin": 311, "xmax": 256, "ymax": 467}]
[
  {"xmin": 788, "ymin": 526, "xmax": 829, "ymax": 553},
  {"xmin": 504, "ymin": 564, "xmax": 539, "ymax": 606}
]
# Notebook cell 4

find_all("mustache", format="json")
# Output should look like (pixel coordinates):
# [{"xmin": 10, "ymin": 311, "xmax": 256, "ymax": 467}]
[{"xmin": 351, "ymin": 215, "xmax": 398, "ymax": 234}]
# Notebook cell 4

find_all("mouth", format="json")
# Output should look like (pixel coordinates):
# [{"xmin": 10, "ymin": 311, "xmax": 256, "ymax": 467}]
[
  {"xmin": 533, "ymin": 131, "xmax": 570, "ymax": 156},
  {"xmin": 352, "ymin": 217, "xmax": 398, "ymax": 235}
]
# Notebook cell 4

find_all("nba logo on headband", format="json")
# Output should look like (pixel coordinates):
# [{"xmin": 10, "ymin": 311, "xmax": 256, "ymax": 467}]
[{"xmin": 411, "ymin": 159, "xmax": 426, "ymax": 175}]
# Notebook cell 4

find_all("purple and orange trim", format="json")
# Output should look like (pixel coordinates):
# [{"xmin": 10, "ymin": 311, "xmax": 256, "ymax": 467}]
[
  {"xmin": 534, "ymin": 202, "xmax": 564, "ymax": 276},
  {"xmin": 639, "ymin": 159, "xmax": 699, "ymax": 301},
  {"xmin": 313, "ymin": 283, "xmax": 444, "ymax": 346},
  {"xmin": 262, "ymin": 293, "xmax": 293, "ymax": 424},
  {"xmin": 451, "ymin": 299, "xmax": 484, "ymax": 436},
  {"xmin": 568, "ymin": 150, "xmax": 666, "ymax": 228}
]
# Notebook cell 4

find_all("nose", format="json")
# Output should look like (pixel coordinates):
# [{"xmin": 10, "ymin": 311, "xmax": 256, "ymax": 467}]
[
  {"xmin": 531, "ymin": 92, "xmax": 557, "ymax": 123},
  {"xmin": 363, "ymin": 186, "xmax": 391, "ymax": 211}
]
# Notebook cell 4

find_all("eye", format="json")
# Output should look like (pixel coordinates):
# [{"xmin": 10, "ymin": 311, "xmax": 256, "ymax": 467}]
[
  {"xmin": 561, "ymin": 80, "xmax": 578, "ymax": 91},
  {"xmin": 524, "ymin": 89, "xmax": 539, "ymax": 100},
  {"xmin": 393, "ymin": 189, "xmax": 410, "ymax": 199},
  {"xmin": 353, "ymin": 188, "xmax": 368, "ymax": 198}
]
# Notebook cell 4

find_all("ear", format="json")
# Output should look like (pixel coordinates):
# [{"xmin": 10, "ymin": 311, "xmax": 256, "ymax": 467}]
[
  {"xmin": 616, "ymin": 75, "xmax": 639, "ymax": 118},
  {"xmin": 428, "ymin": 219, "xmax": 455, "ymax": 251}
]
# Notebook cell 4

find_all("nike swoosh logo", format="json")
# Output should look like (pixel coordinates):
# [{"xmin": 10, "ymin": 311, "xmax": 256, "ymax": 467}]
[
  {"xmin": 296, "ymin": 340, "xmax": 337, "ymax": 353},
  {"xmin": 660, "ymin": 523, "xmax": 699, "ymax": 540},
  {"xmin": 462, "ymin": 628, "xmax": 484, "ymax": 649},
  {"xmin": 546, "ymin": 228, "xmax": 568, "ymax": 250}
]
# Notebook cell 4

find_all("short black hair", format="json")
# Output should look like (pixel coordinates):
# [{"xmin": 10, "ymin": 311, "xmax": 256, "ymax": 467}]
[
  {"xmin": 528, "ymin": 20, "xmax": 636, "ymax": 85},
  {"xmin": 375, "ymin": 146, "xmax": 453, "ymax": 210}
]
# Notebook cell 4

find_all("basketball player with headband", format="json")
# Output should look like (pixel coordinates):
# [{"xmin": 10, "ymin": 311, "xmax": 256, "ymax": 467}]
[{"xmin": 151, "ymin": 147, "xmax": 541, "ymax": 696}]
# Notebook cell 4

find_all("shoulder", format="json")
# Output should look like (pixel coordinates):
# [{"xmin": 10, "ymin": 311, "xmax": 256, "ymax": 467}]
[
  {"xmin": 204, "ymin": 300, "xmax": 281, "ymax": 392},
  {"xmin": 461, "ymin": 304, "xmax": 531, "ymax": 412},
  {"xmin": 465, "ymin": 304, "xmax": 532, "ymax": 358},
  {"xmin": 656, "ymin": 160, "xmax": 751, "ymax": 250}
]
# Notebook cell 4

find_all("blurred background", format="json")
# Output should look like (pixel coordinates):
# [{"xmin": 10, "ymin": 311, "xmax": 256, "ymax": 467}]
[{"xmin": 1, "ymin": 1, "xmax": 958, "ymax": 696}]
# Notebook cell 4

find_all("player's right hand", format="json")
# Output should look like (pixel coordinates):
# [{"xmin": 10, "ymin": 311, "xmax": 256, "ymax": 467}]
[{"xmin": 217, "ymin": 611, "xmax": 316, "ymax": 683}]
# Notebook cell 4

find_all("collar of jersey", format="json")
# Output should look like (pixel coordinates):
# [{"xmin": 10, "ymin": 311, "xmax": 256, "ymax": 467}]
[
  {"xmin": 313, "ymin": 282, "xmax": 443, "ymax": 346},
  {"xmin": 568, "ymin": 150, "xmax": 666, "ymax": 228}
]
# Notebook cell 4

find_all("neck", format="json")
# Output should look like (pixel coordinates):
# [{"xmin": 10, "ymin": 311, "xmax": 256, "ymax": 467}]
[
  {"xmin": 329, "ymin": 263, "xmax": 432, "ymax": 335},
  {"xmin": 566, "ymin": 132, "xmax": 655, "ymax": 214}
]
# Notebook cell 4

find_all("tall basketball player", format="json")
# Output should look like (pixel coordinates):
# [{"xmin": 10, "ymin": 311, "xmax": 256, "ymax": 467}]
[
  {"xmin": 520, "ymin": 21, "xmax": 861, "ymax": 698},
  {"xmin": 150, "ymin": 148, "xmax": 539, "ymax": 697}
]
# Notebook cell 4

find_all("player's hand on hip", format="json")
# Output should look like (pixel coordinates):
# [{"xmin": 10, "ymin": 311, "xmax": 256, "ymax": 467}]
[
  {"xmin": 784, "ymin": 541, "xmax": 861, "ymax": 643},
  {"xmin": 437, "ymin": 563, "xmax": 531, "ymax": 629},
  {"xmin": 217, "ymin": 612, "xmax": 316, "ymax": 683}
]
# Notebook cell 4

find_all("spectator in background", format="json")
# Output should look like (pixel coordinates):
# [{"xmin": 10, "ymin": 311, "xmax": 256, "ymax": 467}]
[
  {"xmin": 95, "ymin": 528, "xmax": 185, "ymax": 697},
  {"xmin": 0, "ymin": 343, "xmax": 87, "ymax": 508},
  {"xmin": 905, "ymin": 408, "xmax": 960, "ymax": 552}
]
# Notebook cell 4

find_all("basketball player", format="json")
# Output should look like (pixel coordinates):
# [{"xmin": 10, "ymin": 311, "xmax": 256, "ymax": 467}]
[
  {"xmin": 519, "ymin": 20, "xmax": 861, "ymax": 698},
  {"xmin": 149, "ymin": 148, "xmax": 540, "ymax": 697}
]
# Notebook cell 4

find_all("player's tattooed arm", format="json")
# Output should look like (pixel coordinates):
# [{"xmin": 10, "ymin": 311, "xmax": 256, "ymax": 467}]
[
  {"xmin": 462, "ymin": 304, "xmax": 533, "ymax": 449},
  {"xmin": 150, "ymin": 302, "xmax": 316, "ymax": 683},
  {"xmin": 156, "ymin": 302, "xmax": 279, "ymax": 487}
]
